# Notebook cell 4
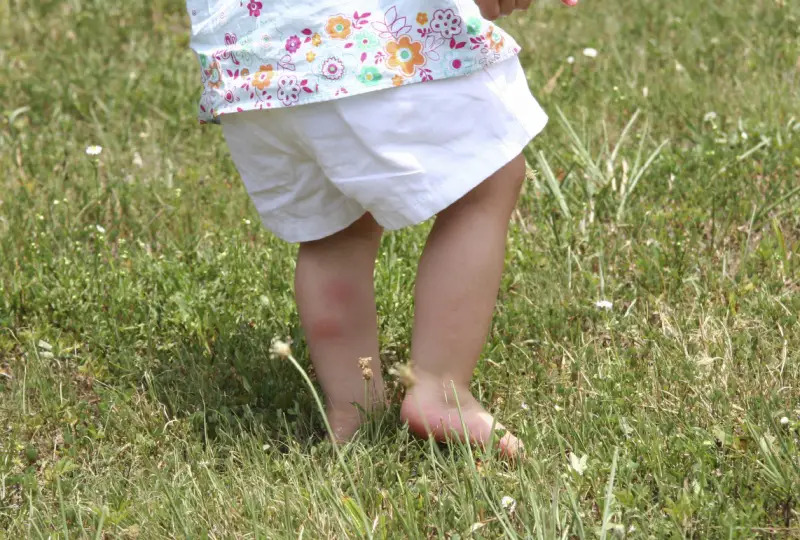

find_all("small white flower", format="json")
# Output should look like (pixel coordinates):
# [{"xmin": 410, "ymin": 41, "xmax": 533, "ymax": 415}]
[
  {"xmin": 566, "ymin": 55, "xmax": 575, "ymax": 64},
  {"xmin": 132, "ymin": 151, "xmax": 144, "ymax": 168},
  {"xmin": 243, "ymin": 219, "xmax": 251, "ymax": 225},
  {"xmin": 521, "ymin": 401, "xmax": 529, "ymax": 411},
  {"xmin": 675, "ymin": 61, "xmax": 686, "ymax": 73},
  {"xmin": 595, "ymin": 300, "xmax": 613, "ymax": 311},
  {"xmin": 500, "ymin": 496, "xmax": 517, "ymax": 513},
  {"xmin": 741, "ymin": 131, "xmax": 748, "ymax": 140},
  {"xmin": 642, "ymin": 86, "xmax": 649, "ymax": 98},
  {"xmin": 569, "ymin": 453, "xmax": 588, "ymax": 475},
  {"xmin": 582, "ymin": 47, "xmax": 598, "ymax": 58},
  {"xmin": 780, "ymin": 416, "xmax": 789, "ymax": 426},
  {"xmin": 96, "ymin": 225, "xmax": 106, "ymax": 234},
  {"xmin": 85, "ymin": 145, "xmax": 103, "ymax": 156},
  {"xmin": 703, "ymin": 111, "xmax": 718, "ymax": 122}
]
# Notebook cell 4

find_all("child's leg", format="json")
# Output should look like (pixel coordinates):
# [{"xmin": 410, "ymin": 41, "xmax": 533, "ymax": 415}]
[
  {"xmin": 294, "ymin": 213, "xmax": 385, "ymax": 441},
  {"xmin": 401, "ymin": 154, "xmax": 526, "ymax": 456}
]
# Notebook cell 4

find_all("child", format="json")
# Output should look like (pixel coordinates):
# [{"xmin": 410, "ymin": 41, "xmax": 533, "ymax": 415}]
[{"xmin": 187, "ymin": 0, "xmax": 577, "ymax": 457}]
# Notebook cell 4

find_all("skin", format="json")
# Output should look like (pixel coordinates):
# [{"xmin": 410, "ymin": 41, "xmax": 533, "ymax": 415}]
[{"xmin": 475, "ymin": 0, "xmax": 578, "ymax": 21}]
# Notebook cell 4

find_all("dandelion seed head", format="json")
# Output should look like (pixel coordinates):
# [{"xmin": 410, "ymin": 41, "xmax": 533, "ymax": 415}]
[
  {"xmin": 389, "ymin": 362, "xmax": 416, "ymax": 389},
  {"xmin": 270, "ymin": 338, "xmax": 292, "ymax": 359},
  {"xmin": 780, "ymin": 416, "xmax": 789, "ymax": 425}
]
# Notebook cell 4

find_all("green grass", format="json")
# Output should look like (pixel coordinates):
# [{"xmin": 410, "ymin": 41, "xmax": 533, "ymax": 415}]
[{"xmin": 1, "ymin": 0, "xmax": 799, "ymax": 537}]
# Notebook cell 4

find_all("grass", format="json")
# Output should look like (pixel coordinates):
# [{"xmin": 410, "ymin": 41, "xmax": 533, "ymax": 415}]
[{"xmin": 1, "ymin": 0, "xmax": 799, "ymax": 537}]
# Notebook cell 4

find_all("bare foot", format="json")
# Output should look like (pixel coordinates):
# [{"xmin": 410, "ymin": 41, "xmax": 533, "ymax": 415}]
[{"xmin": 399, "ymin": 376, "xmax": 523, "ymax": 459}]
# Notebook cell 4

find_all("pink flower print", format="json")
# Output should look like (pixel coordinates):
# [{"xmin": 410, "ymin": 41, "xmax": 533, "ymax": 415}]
[
  {"xmin": 276, "ymin": 75, "xmax": 301, "ymax": 106},
  {"xmin": 214, "ymin": 32, "xmax": 240, "ymax": 65},
  {"xmin": 246, "ymin": 1, "xmax": 262, "ymax": 17},
  {"xmin": 285, "ymin": 35, "xmax": 301, "ymax": 54},
  {"xmin": 430, "ymin": 9, "xmax": 462, "ymax": 38},
  {"xmin": 321, "ymin": 57, "xmax": 345, "ymax": 80}
]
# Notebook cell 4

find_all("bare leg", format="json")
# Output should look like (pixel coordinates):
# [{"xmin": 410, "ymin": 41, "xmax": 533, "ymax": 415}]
[
  {"xmin": 294, "ymin": 213, "xmax": 385, "ymax": 441},
  {"xmin": 400, "ymin": 154, "xmax": 526, "ymax": 457}
]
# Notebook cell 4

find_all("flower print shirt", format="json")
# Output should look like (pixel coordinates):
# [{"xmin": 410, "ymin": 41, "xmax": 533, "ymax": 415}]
[{"xmin": 187, "ymin": 1, "xmax": 522, "ymax": 123}]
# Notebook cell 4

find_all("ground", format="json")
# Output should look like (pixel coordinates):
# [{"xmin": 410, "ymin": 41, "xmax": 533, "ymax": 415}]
[{"xmin": 1, "ymin": 0, "xmax": 799, "ymax": 537}]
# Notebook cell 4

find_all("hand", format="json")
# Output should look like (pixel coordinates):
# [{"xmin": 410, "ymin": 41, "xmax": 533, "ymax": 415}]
[{"xmin": 475, "ymin": 0, "xmax": 578, "ymax": 21}]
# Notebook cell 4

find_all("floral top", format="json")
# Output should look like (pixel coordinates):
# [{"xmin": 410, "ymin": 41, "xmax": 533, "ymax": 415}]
[{"xmin": 186, "ymin": 1, "xmax": 522, "ymax": 123}]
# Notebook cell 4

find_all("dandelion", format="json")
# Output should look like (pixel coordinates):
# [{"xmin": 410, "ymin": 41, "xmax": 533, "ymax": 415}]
[
  {"xmin": 85, "ymin": 145, "xmax": 103, "ymax": 156},
  {"xmin": 569, "ymin": 452, "xmax": 588, "ymax": 475},
  {"xmin": 500, "ymin": 496, "xmax": 517, "ymax": 513},
  {"xmin": 780, "ymin": 416, "xmax": 789, "ymax": 426},
  {"xmin": 566, "ymin": 55, "xmax": 575, "ymax": 64},
  {"xmin": 270, "ymin": 338, "xmax": 292, "ymax": 359},
  {"xmin": 582, "ymin": 47, "xmax": 598, "ymax": 58},
  {"xmin": 595, "ymin": 299, "xmax": 613, "ymax": 311}
]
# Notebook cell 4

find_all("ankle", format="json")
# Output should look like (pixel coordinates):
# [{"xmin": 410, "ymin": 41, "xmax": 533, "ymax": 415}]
[{"xmin": 406, "ymin": 370, "xmax": 473, "ymax": 405}]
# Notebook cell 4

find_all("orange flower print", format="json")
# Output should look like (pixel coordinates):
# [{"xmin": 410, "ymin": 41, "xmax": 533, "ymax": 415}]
[
  {"xmin": 205, "ymin": 61, "xmax": 223, "ymax": 89},
  {"xmin": 325, "ymin": 15, "xmax": 352, "ymax": 39},
  {"xmin": 312, "ymin": 33, "xmax": 322, "ymax": 46},
  {"xmin": 306, "ymin": 51, "xmax": 316, "ymax": 62},
  {"xmin": 485, "ymin": 25, "xmax": 504, "ymax": 53},
  {"xmin": 416, "ymin": 12, "xmax": 428, "ymax": 25},
  {"xmin": 392, "ymin": 74, "xmax": 404, "ymax": 87},
  {"xmin": 386, "ymin": 36, "xmax": 425, "ymax": 77},
  {"xmin": 252, "ymin": 64, "xmax": 274, "ymax": 90}
]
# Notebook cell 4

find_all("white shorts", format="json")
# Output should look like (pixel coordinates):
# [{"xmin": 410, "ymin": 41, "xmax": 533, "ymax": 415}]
[{"xmin": 221, "ymin": 57, "xmax": 548, "ymax": 243}]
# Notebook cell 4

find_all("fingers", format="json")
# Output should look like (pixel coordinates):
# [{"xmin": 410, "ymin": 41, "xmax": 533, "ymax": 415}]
[
  {"xmin": 499, "ymin": 0, "xmax": 515, "ymax": 17},
  {"xmin": 477, "ymin": 0, "xmax": 500, "ymax": 20}
]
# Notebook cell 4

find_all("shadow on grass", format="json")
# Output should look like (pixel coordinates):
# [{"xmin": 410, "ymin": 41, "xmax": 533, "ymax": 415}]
[{"xmin": 139, "ymin": 321, "xmax": 330, "ymax": 447}]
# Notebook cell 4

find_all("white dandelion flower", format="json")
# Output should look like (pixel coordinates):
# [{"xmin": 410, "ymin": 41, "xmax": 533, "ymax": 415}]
[
  {"xmin": 85, "ymin": 145, "xmax": 103, "ymax": 156},
  {"xmin": 595, "ymin": 300, "xmax": 613, "ymax": 311},
  {"xmin": 569, "ymin": 453, "xmax": 588, "ymax": 475},
  {"xmin": 500, "ymin": 496, "xmax": 517, "ymax": 513}
]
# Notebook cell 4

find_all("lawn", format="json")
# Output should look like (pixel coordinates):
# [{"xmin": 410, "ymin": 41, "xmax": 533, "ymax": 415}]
[{"xmin": 1, "ymin": 0, "xmax": 799, "ymax": 537}]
